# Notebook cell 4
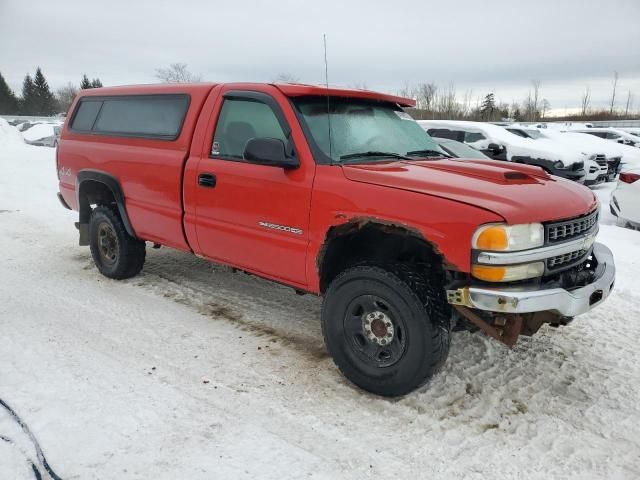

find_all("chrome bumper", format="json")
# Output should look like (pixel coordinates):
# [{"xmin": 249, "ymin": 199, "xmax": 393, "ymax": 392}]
[{"xmin": 448, "ymin": 243, "xmax": 615, "ymax": 317}]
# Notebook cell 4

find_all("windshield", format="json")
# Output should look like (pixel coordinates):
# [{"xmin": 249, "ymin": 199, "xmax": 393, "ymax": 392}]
[
  {"xmin": 437, "ymin": 138, "xmax": 490, "ymax": 160},
  {"xmin": 524, "ymin": 129, "xmax": 543, "ymax": 139},
  {"xmin": 292, "ymin": 96, "xmax": 443, "ymax": 163}
]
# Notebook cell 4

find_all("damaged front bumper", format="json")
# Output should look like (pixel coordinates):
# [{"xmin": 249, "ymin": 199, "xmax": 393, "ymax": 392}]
[{"xmin": 448, "ymin": 242, "xmax": 615, "ymax": 317}]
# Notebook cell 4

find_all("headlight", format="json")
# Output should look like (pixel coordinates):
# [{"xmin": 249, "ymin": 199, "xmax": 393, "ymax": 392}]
[
  {"xmin": 554, "ymin": 160, "xmax": 565, "ymax": 169},
  {"xmin": 472, "ymin": 223, "xmax": 544, "ymax": 252},
  {"xmin": 471, "ymin": 262, "xmax": 545, "ymax": 282}
]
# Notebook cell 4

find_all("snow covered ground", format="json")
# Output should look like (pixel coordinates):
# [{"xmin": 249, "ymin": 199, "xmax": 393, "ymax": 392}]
[{"xmin": 1, "ymin": 122, "xmax": 640, "ymax": 479}]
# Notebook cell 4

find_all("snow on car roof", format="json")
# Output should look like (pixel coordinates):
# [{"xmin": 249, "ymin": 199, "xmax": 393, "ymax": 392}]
[
  {"xmin": 418, "ymin": 120, "xmax": 535, "ymax": 146},
  {"xmin": 22, "ymin": 123, "xmax": 59, "ymax": 142}
]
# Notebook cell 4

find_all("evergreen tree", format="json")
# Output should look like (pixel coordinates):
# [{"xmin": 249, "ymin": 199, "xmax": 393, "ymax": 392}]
[
  {"xmin": 0, "ymin": 72, "xmax": 20, "ymax": 114},
  {"xmin": 91, "ymin": 78, "xmax": 103, "ymax": 88},
  {"xmin": 80, "ymin": 74, "xmax": 92, "ymax": 89},
  {"xmin": 32, "ymin": 67, "xmax": 56, "ymax": 115},
  {"xmin": 20, "ymin": 73, "xmax": 36, "ymax": 114},
  {"xmin": 480, "ymin": 93, "xmax": 496, "ymax": 120}
]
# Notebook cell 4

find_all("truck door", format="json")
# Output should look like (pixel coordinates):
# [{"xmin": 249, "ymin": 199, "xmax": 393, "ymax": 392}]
[{"xmin": 191, "ymin": 88, "xmax": 315, "ymax": 287}]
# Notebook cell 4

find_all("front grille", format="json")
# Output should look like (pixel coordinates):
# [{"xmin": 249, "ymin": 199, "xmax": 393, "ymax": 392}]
[
  {"xmin": 595, "ymin": 155, "xmax": 607, "ymax": 167},
  {"xmin": 547, "ymin": 249, "xmax": 587, "ymax": 269},
  {"xmin": 546, "ymin": 209, "xmax": 598, "ymax": 243}
]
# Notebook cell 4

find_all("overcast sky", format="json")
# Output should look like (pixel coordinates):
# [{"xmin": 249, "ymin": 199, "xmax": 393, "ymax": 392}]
[{"xmin": 1, "ymin": 0, "xmax": 639, "ymax": 114}]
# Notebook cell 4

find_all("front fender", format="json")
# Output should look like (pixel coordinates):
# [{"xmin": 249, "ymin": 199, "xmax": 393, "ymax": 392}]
[{"xmin": 305, "ymin": 166, "xmax": 504, "ymax": 293}]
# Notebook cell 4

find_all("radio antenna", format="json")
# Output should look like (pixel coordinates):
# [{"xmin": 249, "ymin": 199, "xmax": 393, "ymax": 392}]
[{"xmin": 323, "ymin": 34, "xmax": 333, "ymax": 161}]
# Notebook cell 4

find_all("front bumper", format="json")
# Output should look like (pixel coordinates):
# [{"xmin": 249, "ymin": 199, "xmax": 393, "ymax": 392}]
[{"xmin": 448, "ymin": 242, "xmax": 615, "ymax": 317}]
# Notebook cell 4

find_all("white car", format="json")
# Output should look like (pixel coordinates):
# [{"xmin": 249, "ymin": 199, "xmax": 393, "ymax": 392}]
[
  {"xmin": 21, "ymin": 123, "xmax": 62, "ymax": 148},
  {"xmin": 506, "ymin": 127, "xmax": 612, "ymax": 185},
  {"xmin": 621, "ymin": 128, "xmax": 640, "ymax": 139},
  {"xmin": 573, "ymin": 127, "xmax": 640, "ymax": 148},
  {"xmin": 559, "ymin": 132, "xmax": 625, "ymax": 181},
  {"xmin": 610, "ymin": 168, "xmax": 640, "ymax": 228},
  {"xmin": 418, "ymin": 120, "xmax": 586, "ymax": 182}
]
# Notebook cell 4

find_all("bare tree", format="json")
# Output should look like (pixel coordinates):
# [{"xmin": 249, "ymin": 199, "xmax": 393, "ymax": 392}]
[
  {"xmin": 609, "ymin": 71, "xmax": 618, "ymax": 114},
  {"xmin": 349, "ymin": 81, "xmax": 368, "ymax": 90},
  {"xmin": 415, "ymin": 83, "xmax": 438, "ymax": 111},
  {"xmin": 625, "ymin": 90, "xmax": 634, "ymax": 116},
  {"xmin": 155, "ymin": 63, "xmax": 201, "ymax": 83},
  {"xmin": 523, "ymin": 80, "xmax": 542, "ymax": 121},
  {"xmin": 436, "ymin": 83, "xmax": 460, "ymax": 119},
  {"xmin": 540, "ymin": 98, "xmax": 551, "ymax": 119},
  {"xmin": 510, "ymin": 100, "xmax": 521, "ymax": 121},
  {"xmin": 273, "ymin": 73, "xmax": 299, "ymax": 83},
  {"xmin": 397, "ymin": 82, "xmax": 415, "ymax": 100},
  {"xmin": 461, "ymin": 89, "xmax": 473, "ymax": 117},
  {"xmin": 531, "ymin": 80, "xmax": 541, "ymax": 114},
  {"xmin": 55, "ymin": 82, "xmax": 79, "ymax": 113},
  {"xmin": 580, "ymin": 86, "xmax": 591, "ymax": 116}
]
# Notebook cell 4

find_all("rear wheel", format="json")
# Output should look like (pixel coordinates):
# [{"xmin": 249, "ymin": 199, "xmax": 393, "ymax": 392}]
[
  {"xmin": 321, "ymin": 263, "xmax": 451, "ymax": 397},
  {"xmin": 89, "ymin": 206, "xmax": 146, "ymax": 279}
]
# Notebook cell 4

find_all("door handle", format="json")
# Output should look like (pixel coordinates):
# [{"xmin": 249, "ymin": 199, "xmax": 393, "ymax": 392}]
[{"xmin": 198, "ymin": 173, "xmax": 216, "ymax": 188}]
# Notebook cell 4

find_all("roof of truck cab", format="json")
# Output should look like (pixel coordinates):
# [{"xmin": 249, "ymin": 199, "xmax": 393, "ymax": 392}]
[{"xmin": 74, "ymin": 82, "xmax": 416, "ymax": 107}]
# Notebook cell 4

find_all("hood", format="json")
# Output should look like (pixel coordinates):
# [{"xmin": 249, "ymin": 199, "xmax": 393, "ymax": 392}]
[
  {"xmin": 341, "ymin": 159, "xmax": 597, "ymax": 224},
  {"xmin": 526, "ymin": 138, "xmax": 585, "ymax": 166},
  {"xmin": 563, "ymin": 132, "xmax": 624, "ymax": 158}
]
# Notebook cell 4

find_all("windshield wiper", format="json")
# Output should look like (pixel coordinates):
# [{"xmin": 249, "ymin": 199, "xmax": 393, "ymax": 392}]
[
  {"xmin": 339, "ymin": 151, "xmax": 412, "ymax": 161},
  {"xmin": 405, "ymin": 149, "xmax": 451, "ymax": 158}
]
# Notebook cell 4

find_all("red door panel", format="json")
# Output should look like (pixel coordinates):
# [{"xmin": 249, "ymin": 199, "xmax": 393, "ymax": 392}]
[{"xmin": 189, "ymin": 85, "xmax": 315, "ymax": 287}]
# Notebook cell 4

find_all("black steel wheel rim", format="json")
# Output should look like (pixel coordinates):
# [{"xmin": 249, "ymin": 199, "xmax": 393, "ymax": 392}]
[
  {"xmin": 343, "ymin": 294, "xmax": 407, "ymax": 368},
  {"xmin": 97, "ymin": 222, "xmax": 119, "ymax": 265}
]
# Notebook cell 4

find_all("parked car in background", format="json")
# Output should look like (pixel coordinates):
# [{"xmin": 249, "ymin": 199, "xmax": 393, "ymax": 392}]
[
  {"xmin": 555, "ymin": 131, "xmax": 624, "ymax": 181},
  {"xmin": 506, "ymin": 127, "xmax": 611, "ymax": 185},
  {"xmin": 621, "ymin": 127, "xmax": 640, "ymax": 138},
  {"xmin": 610, "ymin": 168, "xmax": 640, "ymax": 229},
  {"xmin": 434, "ymin": 137, "xmax": 491, "ymax": 160},
  {"xmin": 22, "ymin": 123, "xmax": 62, "ymax": 147},
  {"xmin": 573, "ymin": 128, "xmax": 640, "ymax": 147},
  {"xmin": 582, "ymin": 159, "xmax": 608, "ymax": 186},
  {"xmin": 419, "ymin": 120, "xmax": 586, "ymax": 182}
]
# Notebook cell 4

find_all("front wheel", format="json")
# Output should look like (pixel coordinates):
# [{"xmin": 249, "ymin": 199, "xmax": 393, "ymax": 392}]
[{"xmin": 321, "ymin": 264, "xmax": 451, "ymax": 397}]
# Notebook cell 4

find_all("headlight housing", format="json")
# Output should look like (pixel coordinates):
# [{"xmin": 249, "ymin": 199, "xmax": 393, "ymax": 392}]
[{"xmin": 472, "ymin": 223, "xmax": 544, "ymax": 252}]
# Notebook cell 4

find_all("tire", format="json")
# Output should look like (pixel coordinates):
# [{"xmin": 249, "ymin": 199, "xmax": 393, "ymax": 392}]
[
  {"xmin": 321, "ymin": 263, "xmax": 451, "ymax": 397},
  {"xmin": 89, "ymin": 206, "xmax": 146, "ymax": 279}
]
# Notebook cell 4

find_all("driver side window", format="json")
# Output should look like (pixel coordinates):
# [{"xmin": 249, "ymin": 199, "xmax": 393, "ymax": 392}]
[{"xmin": 211, "ymin": 98, "xmax": 287, "ymax": 160}]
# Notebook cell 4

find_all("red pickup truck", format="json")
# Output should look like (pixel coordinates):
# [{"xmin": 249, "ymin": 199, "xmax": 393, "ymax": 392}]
[{"xmin": 57, "ymin": 83, "xmax": 615, "ymax": 396}]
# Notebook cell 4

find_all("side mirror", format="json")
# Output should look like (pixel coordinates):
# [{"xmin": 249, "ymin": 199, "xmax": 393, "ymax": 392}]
[
  {"xmin": 487, "ymin": 143, "xmax": 503, "ymax": 152},
  {"xmin": 244, "ymin": 137, "xmax": 299, "ymax": 169}
]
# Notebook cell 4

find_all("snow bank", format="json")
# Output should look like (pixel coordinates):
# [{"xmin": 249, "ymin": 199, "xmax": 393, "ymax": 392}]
[{"xmin": 0, "ymin": 118, "xmax": 24, "ymax": 144}]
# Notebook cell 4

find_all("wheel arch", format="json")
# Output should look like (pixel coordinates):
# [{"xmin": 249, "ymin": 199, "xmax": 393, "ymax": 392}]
[
  {"xmin": 76, "ymin": 170, "xmax": 137, "ymax": 239},
  {"xmin": 316, "ymin": 217, "xmax": 449, "ymax": 293}
]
